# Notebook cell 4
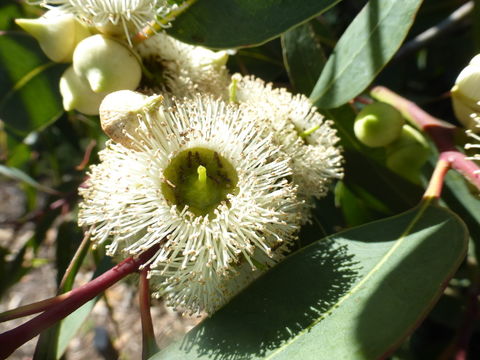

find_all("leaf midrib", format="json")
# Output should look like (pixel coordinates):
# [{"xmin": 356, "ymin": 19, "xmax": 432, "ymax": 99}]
[
  {"xmin": 0, "ymin": 62, "xmax": 55, "ymax": 110},
  {"xmin": 309, "ymin": 0, "xmax": 398, "ymax": 105},
  {"xmin": 264, "ymin": 200, "xmax": 431, "ymax": 359}
]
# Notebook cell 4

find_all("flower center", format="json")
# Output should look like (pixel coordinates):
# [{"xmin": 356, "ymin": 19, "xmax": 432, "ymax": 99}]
[
  {"xmin": 297, "ymin": 123, "xmax": 321, "ymax": 144},
  {"xmin": 161, "ymin": 147, "xmax": 239, "ymax": 217}
]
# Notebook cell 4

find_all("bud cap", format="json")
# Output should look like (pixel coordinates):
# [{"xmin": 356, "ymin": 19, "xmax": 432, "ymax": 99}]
[{"xmin": 16, "ymin": 10, "xmax": 90, "ymax": 63}]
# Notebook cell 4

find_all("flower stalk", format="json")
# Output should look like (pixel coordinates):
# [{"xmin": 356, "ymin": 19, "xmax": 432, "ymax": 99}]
[
  {"xmin": 0, "ymin": 244, "xmax": 159, "ymax": 359},
  {"xmin": 423, "ymin": 158, "xmax": 450, "ymax": 201}
]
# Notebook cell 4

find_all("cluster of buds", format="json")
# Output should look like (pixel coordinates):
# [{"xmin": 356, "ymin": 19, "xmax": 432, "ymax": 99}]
[
  {"xmin": 16, "ymin": 10, "xmax": 143, "ymax": 115},
  {"xmin": 354, "ymin": 102, "xmax": 430, "ymax": 183}
]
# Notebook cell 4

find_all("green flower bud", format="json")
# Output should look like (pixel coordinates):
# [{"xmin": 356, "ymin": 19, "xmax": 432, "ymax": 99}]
[
  {"xmin": 354, "ymin": 102, "xmax": 405, "ymax": 147},
  {"xmin": 73, "ymin": 34, "xmax": 142, "ymax": 93},
  {"xmin": 99, "ymin": 90, "xmax": 163, "ymax": 148},
  {"xmin": 451, "ymin": 54, "xmax": 480, "ymax": 130},
  {"xmin": 15, "ymin": 10, "xmax": 90, "ymax": 63},
  {"xmin": 385, "ymin": 124, "xmax": 430, "ymax": 183},
  {"xmin": 59, "ymin": 66, "xmax": 106, "ymax": 115}
]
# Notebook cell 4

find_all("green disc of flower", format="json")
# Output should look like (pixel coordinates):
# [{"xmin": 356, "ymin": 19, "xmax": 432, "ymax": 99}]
[{"xmin": 161, "ymin": 147, "xmax": 238, "ymax": 217}]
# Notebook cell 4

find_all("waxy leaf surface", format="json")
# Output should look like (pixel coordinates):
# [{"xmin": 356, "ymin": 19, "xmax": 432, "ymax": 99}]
[
  {"xmin": 310, "ymin": 0, "xmax": 423, "ymax": 108},
  {"xmin": 152, "ymin": 203, "xmax": 467, "ymax": 359},
  {"xmin": 168, "ymin": 0, "xmax": 341, "ymax": 49}
]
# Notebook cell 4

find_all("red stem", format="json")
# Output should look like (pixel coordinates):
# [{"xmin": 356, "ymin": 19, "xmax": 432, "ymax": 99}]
[
  {"xmin": 440, "ymin": 150, "xmax": 480, "ymax": 190},
  {"xmin": 0, "ymin": 245, "xmax": 159, "ymax": 360},
  {"xmin": 75, "ymin": 140, "xmax": 97, "ymax": 171},
  {"xmin": 423, "ymin": 159, "xmax": 450, "ymax": 200}
]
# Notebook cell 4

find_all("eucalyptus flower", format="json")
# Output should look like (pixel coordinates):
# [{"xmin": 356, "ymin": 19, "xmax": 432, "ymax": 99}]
[
  {"xmin": 79, "ymin": 94, "xmax": 302, "ymax": 313},
  {"xmin": 36, "ymin": 0, "xmax": 172, "ymax": 43},
  {"xmin": 136, "ymin": 32, "xmax": 230, "ymax": 98},
  {"xmin": 230, "ymin": 75, "xmax": 344, "ymax": 203}
]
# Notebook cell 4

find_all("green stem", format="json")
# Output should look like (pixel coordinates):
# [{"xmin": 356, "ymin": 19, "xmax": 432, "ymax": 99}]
[{"xmin": 58, "ymin": 230, "xmax": 91, "ymax": 291}]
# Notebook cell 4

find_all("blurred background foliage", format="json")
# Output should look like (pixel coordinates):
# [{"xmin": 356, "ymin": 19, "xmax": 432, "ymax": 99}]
[{"xmin": 0, "ymin": 0, "xmax": 479, "ymax": 359}]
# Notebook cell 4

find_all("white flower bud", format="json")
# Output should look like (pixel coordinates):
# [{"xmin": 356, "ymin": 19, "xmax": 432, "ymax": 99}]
[
  {"xmin": 99, "ymin": 90, "xmax": 163, "ymax": 148},
  {"xmin": 73, "ymin": 34, "xmax": 142, "ymax": 93},
  {"xmin": 451, "ymin": 54, "xmax": 480, "ymax": 130},
  {"xmin": 60, "ymin": 66, "xmax": 106, "ymax": 115},
  {"xmin": 15, "ymin": 10, "xmax": 90, "ymax": 63}
]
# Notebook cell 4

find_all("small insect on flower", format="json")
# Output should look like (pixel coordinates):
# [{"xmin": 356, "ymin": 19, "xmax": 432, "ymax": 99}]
[
  {"xmin": 36, "ymin": 0, "xmax": 172, "ymax": 44},
  {"xmin": 79, "ymin": 92, "xmax": 303, "ymax": 314}
]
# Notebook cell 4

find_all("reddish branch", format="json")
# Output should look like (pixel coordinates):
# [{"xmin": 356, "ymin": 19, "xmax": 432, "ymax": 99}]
[
  {"xmin": 75, "ymin": 139, "xmax": 97, "ymax": 171},
  {"xmin": 0, "ymin": 245, "xmax": 159, "ymax": 360}
]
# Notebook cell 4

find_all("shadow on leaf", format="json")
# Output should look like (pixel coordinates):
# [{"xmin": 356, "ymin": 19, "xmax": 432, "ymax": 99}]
[{"xmin": 172, "ymin": 237, "xmax": 359, "ymax": 360}]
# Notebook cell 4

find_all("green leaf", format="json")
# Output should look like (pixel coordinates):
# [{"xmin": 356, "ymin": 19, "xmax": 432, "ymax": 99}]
[
  {"xmin": 310, "ymin": 0, "xmax": 424, "ymax": 108},
  {"xmin": 55, "ymin": 301, "xmax": 96, "ymax": 359},
  {"xmin": 33, "ymin": 256, "xmax": 114, "ymax": 360},
  {"xmin": 282, "ymin": 20, "xmax": 328, "ymax": 95},
  {"xmin": 335, "ymin": 181, "xmax": 382, "ymax": 226},
  {"xmin": 55, "ymin": 220, "xmax": 86, "ymax": 290},
  {"xmin": 152, "ymin": 203, "xmax": 467, "ymax": 360},
  {"xmin": 0, "ymin": 205, "xmax": 60, "ymax": 296},
  {"xmin": 167, "ymin": 0, "xmax": 342, "ymax": 49},
  {"xmin": 0, "ymin": 164, "xmax": 59, "ymax": 194},
  {"xmin": 0, "ymin": 2, "xmax": 22, "ymax": 30},
  {"xmin": 55, "ymin": 256, "xmax": 114, "ymax": 359},
  {"xmin": 228, "ymin": 41, "xmax": 285, "ymax": 82},
  {"xmin": 0, "ymin": 33, "xmax": 64, "ymax": 135}
]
